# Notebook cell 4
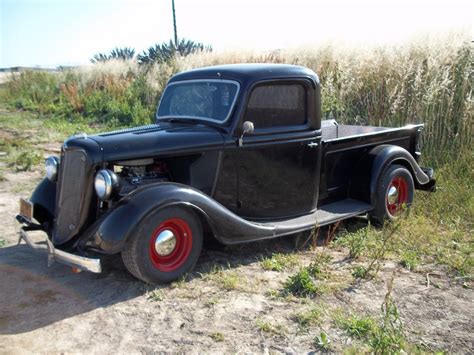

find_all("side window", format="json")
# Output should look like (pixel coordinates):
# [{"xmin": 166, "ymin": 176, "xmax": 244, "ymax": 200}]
[{"xmin": 244, "ymin": 84, "xmax": 306, "ymax": 129}]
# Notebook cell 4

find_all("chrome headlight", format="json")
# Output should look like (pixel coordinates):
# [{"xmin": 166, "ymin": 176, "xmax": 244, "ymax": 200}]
[
  {"xmin": 94, "ymin": 169, "xmax": 119, "ymax": 200},
  {"xmin": 45, "ymin": 156, "xmax": 60, "ymax": 181}
]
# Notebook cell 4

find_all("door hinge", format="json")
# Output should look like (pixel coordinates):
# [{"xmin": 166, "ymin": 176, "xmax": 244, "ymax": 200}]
[{"xmin": 307, "ymin": 142, "xmax": 319, "ymax": 148}]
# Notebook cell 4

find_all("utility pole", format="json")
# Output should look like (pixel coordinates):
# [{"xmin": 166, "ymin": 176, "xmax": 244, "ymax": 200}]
[{"xmin": 172, "ymin": 0, "xmax": 178, "ymax": 48}]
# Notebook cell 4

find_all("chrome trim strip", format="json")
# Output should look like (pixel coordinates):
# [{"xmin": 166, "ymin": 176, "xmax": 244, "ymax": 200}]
[
  {"xmin": 156, "ymin": 79, "xmax": 241, "ymax": 124},
  {"xmin": 323, "ymin": 124, "xmax": 424, "ymax": 143},
  {"xmin": 98, "ymin": 124, "xmax": 161, "ymax": 137},
  {"xmin": 19, "ymin": 229, "xmax": 102, "ymax": 273}
]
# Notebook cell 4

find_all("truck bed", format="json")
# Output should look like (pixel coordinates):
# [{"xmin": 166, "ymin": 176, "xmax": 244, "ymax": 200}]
[{"xmin": 318, "ymin": 119, "xmax": 423, "ymax": 205}]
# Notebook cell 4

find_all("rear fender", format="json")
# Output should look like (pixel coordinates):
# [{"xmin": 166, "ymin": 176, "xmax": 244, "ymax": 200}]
[
  {"xmin": 78, "ymin": 182, "xmax": 275, "ymax": 254},
  {"xmin": 349, "ymin": 145, "xmax": 431, "ymax": 205}
]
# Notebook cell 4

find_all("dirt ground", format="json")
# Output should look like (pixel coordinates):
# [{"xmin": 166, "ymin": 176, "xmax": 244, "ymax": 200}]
[{"xmin": 0, "ymin": 167, "xmax": 472, "ymax": 353}]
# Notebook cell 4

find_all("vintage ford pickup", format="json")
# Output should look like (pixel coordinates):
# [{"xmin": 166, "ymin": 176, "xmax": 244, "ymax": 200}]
[{"xmin": 17, "ymin": 64, "xmax": 435, "ymax": 284}]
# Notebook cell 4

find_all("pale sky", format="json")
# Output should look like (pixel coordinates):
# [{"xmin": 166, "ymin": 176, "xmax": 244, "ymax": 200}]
[{"xmin": 0, "ymin": 0, "xmax": 472, "ymax": 68}]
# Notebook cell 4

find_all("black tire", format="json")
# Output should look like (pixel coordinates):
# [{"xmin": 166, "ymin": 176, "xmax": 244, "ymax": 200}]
[
  {"xmin": 369, "ymin": 164, "xmax": 414, "ymax": 225},
  {"xmin": 122, "ymin": 207, "xmax": 203, "ymax": 284}
]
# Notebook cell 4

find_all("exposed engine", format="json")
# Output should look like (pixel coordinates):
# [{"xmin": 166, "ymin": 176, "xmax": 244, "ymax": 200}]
[{"xmin": 114, "ymin": 158, "xmax": 170, "ymax": 196}]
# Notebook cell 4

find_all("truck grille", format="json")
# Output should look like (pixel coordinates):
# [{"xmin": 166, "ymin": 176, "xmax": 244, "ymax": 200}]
[{"xmin": 53, "ymin": 149, "xmax": 88, "ymax": 245}]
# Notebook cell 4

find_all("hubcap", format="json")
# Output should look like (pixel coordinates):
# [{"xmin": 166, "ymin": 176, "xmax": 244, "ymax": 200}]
[
  {"xmin": 149, "ymin": 218, "xmax": 193, "ymax": 272},
  {"xmin": 386, "ymin": 176, "xmax": 409, "ymax": 217},
  {"xmin": 154, "ymin": 229, "xmax": 177, "ymax": 256},
  {"xmin": 387, "ymin": 185, "xmax": 399, "ymax": 205}
]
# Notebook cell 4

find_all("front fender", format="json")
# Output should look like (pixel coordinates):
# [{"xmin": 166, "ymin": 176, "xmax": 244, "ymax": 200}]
[
  {"xmin": 78, "ymin": 183, "xmax": 275, "ymax": 254},
  {"xmin": 30, "ymin": 178, "xmax": 56, "ymax": 224}
]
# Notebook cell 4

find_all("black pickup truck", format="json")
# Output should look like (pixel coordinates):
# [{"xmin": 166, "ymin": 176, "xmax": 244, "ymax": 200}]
[{"xmin": 17, "ymin": 64, "xmax": 435, "ymax": 284}]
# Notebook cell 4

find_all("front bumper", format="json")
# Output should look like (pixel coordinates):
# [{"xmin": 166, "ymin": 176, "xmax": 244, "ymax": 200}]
[{"xmin": 17, "ymin": 223, "xmax": 102, "ymax": 273}]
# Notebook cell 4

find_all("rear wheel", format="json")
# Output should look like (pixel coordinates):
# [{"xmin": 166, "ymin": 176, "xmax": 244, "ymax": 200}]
[
  {"xmin": 122, "ymin": 207, "xmax": 203, "ymax": 284},
  {"xmin": 370, "ymin": 164, "xmax": 414, "ymax": 224}
]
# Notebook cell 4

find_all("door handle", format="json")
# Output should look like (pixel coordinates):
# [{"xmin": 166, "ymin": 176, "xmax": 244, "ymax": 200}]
[{"xmin": 307, "ymin": 142, "xmax": 319, "ymax": 148}]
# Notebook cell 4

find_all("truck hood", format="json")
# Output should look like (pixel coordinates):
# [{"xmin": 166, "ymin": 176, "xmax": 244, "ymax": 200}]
[{"xmin": 89, "ymin": 123, "xmax": 225, "ymax": 162}]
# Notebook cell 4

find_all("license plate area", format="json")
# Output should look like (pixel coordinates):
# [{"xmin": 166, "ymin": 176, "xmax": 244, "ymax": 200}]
[{"xmin": 19, "ymin": 198, "xmax": 33, "ymax": 223}]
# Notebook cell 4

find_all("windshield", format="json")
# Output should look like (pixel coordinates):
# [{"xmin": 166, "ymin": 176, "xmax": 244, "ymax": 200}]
[{"xmin": 157, "ymin": 79, "xmax": 239, "ymax": 123}]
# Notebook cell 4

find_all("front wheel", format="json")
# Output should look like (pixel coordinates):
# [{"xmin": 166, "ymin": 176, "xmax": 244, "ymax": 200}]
[
  {"xmin": 370, "ymin": 164, "xmax": 414, "ymax": 225},
  {"xmin": 122, "ymin": 207, "xmax": 203, "ymax": 284}
]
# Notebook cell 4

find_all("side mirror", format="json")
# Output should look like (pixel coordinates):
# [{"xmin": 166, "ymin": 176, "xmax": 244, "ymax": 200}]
[
  {"xmin": 242, "ymin": 121, "xmax": 254, "ymax": 135},
  {"xmin": 238, "ymin": 121, "xmax": 255, "ymax": 147}
]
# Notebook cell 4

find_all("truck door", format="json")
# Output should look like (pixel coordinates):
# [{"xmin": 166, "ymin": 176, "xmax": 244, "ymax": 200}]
[{"xmin": 234, "ymin": 81, "xmax": 321, "ymax": 219}]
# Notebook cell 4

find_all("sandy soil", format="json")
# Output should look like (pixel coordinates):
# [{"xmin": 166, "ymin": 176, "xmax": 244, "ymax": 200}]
[{"xmin": 0, "ymin": 170, "xmax": 472, "ymax": 353}]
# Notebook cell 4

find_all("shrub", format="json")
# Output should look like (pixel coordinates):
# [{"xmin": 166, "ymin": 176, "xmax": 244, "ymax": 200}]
[
  {"xmin": 283, "ymin": 268, "xmax": 320, "ymax": 297},
  {"xmin": 91, "ymin": 47, "xmax": 136, "ymax": 63},
  {"xmin": 6, "ymin": 71, "xmax": 59, "ymax": 113},
  {"xmin": 137, "ymin": 39, "xmax": 212, "ymax": 65}
]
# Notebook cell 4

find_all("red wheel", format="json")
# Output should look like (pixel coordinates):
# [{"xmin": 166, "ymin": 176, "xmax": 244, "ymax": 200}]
[
  {"xmin": 149, "ymin": 218, "xmax": 193, "ymax": 272},
  {"xmin": 370, "ymin": 164, "xmax": 414, "ymax": 224},
  {"xmin": 122, "ymin": 207, "xmax": 202, "ymax": 284},
  {"xmin": 386, "ymin": 176, "xmax": 409, "ymax": 217}
]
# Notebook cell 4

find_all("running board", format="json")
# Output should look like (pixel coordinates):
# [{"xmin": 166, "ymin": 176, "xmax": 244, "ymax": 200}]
[
  {"xmin": 217, "ymin": 198, "xmax": 373, "ymax": 244},
  {"xmin": 259, "ymin": 199, "xmax": 373, "ymax": 238}
]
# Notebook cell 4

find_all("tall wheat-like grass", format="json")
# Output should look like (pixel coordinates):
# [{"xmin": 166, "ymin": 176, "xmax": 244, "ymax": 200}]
[
  {"xmin": 167, "ymin": 34, "xmax": 472, "ymax": 165},
  {"xmin": 2, "ymin": 33, "xmax": 471, "ymax": 164}
]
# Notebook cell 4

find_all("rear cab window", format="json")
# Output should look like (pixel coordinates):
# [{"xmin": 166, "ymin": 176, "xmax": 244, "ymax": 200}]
[{"xmin": 244, "ymin": 83, "xmax": 307, "ymax": 131}]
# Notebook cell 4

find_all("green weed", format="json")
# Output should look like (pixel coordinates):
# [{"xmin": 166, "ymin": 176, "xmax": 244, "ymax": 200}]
[
  {"xmin": 170, "ymin": 275, "xmax": 188, "ymax": 289},
  {"xmin": 204, "ymin": 298, "xmax": 219, "ymax": 308},
  {"xmin": 255, "ymin": 319, "xmax": 286, "ymax": 335},
  {"xmin": 351, "ymin": 223, "xmax": 400, "ymax": 280},
  {"xmin": 218, "ymin": 272, "xmax": 241, "ymax": 290},
  {"xmin": 283, "ymin": 268, "xmax": 322, "ymax": 297},
  {"xmin": 293, "ymin": 307, "xmax": 323, "ymax": 328},
  {"xmin": 314, "ymin": 331, "xmax": 331, "ymax": 351},
  {"xmin": 261, "ymin": 252, "xmax": 300, "ymax": 271},
  {"xmin": 352, "ymin": 265, "xmax": 370, "ymax": 279},
  {"xmin": 209, "ymin": 332, "xmax": 224, "ymax": 342},
  {"xmin": 336, "ymin": 312, "xmax": 377, "ymax": 339},
  {"xmin": 14, "ymin": 151, "xmax": 42, "ymax": 171},
  {"xmin": 334, "ymin": 225, "xmax": 370, "ymax": 259},
  {"xmin": 283, "ymin": 251, "xmax": 334, "ymax": 297},
  {"xmin": 370, "ymin": 273, "xmax": 406, "ymax": 353},
  {"xmin": 147, "ymin": 289, "xmax": 164, "ymax": 301},
  {"xmin": 335, "ymin": 274, "xmax": 407, "ymax": 353},
  {"xmin": 399, "ymin": 250, "xmax": 421, "ymax": 271},
  {"xmin": 264, "ymin": 289, "xmax": 280, "ymax": 299},
  {"xmin": 209, "ymin": 269, "xmax": 245, "ymax": 291}
]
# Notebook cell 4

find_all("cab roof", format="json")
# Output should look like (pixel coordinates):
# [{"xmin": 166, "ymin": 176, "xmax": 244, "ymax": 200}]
[{"xmin": 169, "ymin": 63, "xmax": 320, "ymax": 87}]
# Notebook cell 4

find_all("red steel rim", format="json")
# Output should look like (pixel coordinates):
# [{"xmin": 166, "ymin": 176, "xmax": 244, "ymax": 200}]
[
  {"xmin": 386, "ymin": 176, "xmax": 409, "ymax": 216},
  {"xmin": 149, "ymin": 218, "xmax": 193, "ymax": 272}
]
